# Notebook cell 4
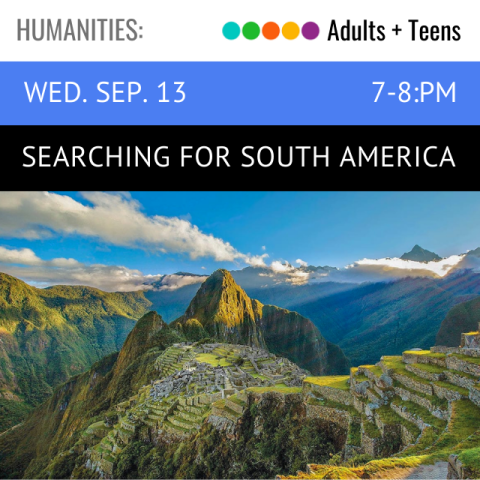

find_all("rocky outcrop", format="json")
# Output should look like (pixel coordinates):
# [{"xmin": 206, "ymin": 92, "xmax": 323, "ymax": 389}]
[{"xmin": 173, "ymin": 270, "xmax": 266, "ymax": 348}]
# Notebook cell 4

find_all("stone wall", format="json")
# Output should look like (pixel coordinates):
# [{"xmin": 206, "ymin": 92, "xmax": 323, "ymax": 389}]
[
  {"xmin": 198, "ymin": 392, "xmax": 222, "ymax": 405},
  {"xmin": 393, "ymin": 373, "xmax": 434, "ymax": 396},
  {"xmin": 400, "ymin": 424, "xmax": 416, "ymax": 447},
  {"xmin": 353, "ymin": 396, "xmax": 365, "ymax": 414},
  {"xmin": 461, "ymin": 332, "xmax": 480, "ymax": 349},
  {"xmin": 444, "ymin": 370, "xmax": 477, "ymax": 390},
  {"xmin": 305, "ymin": 404, "xmax": 350, "ymax": 431},
  {"xmin": 303, "ymin": 382, "xmax": 353, "ymax": 406},
  {"xmin": 432, "ymin": 346, "xmax": 480, "ymax": 358},
  {"xmin": 402, "ymin": 353, "xmax": 419, "ymax": 364},
  {"xmin": 361, "ymin": 430, "xmax": 381, "ymax": 457},
  {"xmin": 380, "ymin": 358, "xmax": 396, "ymax": 376},
  {"xmin": 391, "ymin": 402, "xmax": 425, "ymax": 430},
  {"xmin": 432, "ymin": 383, "xmax": 465, "ymax": 402},
  {"xmin": 402, "ymin": 351, "xmax": 447, "ymax": 368},
  {"xmin": 469, "ymin": 387, "xmax": 480, "ymax": 408},
  {"xmin": 448, "ymin": 454, "xmax": 465, "ymax": 479},
  {"xmin": 366, "ymin": 389, "xmax": 383, "ymax": 405},
  {"xmin": 418, "ymin": 355, "xmax": 447, "ymax": 368},
  {"xmin": 405, "ymin": 364, "xmax": 444, "ymax": 382},
  {"xmin": 357, "ymin": 367, "xmax": 385, "ymax": 386},
  {"xmin": 225, "ymin": 398, "xmax": 244, "ymax": 415},
  {"xmin": 446, "ymin": 355, "xmax": 480, "ymax": 377},
  {"xmin": 211, "ymin": 405, "xmax": 240, "ymax": 423},
  {"xmin": 374, "ymin": 415, "xmax": 395, "ymax": 438},
  {"xmin": 394, "ymin": 386, "xmax": 448, "ymax": 420},
  {"xmin": 431, "ymin": 346, "xmax": 462, "ymax": 354},
  {"xmin": 237, "ymin": 391, "xmax": 248, "ymax": 403},
  {"xmin": 461, "ymin": 348, "xmax": 480, "ymax": 358},
  {"xmin": 351, "ymin": 376, "xmax": 370, "ymax": 391}
]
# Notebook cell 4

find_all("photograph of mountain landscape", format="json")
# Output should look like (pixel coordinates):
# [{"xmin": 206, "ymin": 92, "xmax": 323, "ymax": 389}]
[{"xmin": 1, "ymin": 191, "xmax": 480, "ymax": 480}]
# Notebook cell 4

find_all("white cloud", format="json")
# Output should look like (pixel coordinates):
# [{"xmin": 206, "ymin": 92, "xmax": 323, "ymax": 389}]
[
  {"xmin": 0, "ymin": 246, "xmax": 80, "ymax": 268},
  {"xmin": 270, "ymin": 261, "xmax": 294, "ymax": 273},
  {"xmin": 0, "ymin": 192, "xmax": 266, "ymax": 267},
  {"xmin": 153, "ymin": 274, "xmax": 208, "ymax": 291},
  {"xmin": 258, "ymin": 261, "xmax": 317, "ymax": 285},
  {"xmin": 248, "ymin": 253, "xmax": 475, "ymax": 287},
  {"xmin": 0, "ymin": 246, "xmax": 206, "ymax": 292},
  {"xmin": 345, "ymin": 255, "xmax": 464, "ymax": 279},
  {"xmin": 201, "ymin": 266, "xmax": 206, "ymax": 270},
  {"xmin": 248, "ymin": 253, "xmax": 269, "ymax": 267},
  {"xmin": 261, "ymin": 246, "xmax": 266, "ymax": 251},
  {"xmin": 290, "ymin": 254, "xmax": 472, "ymax": 285}
]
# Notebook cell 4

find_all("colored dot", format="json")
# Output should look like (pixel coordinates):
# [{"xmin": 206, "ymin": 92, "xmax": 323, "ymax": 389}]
[
  {"xmin": 282, "ymin": 22, "xmax": 300, "ymax": 40},
  {"xmin": 243, "ymin": 22, "xmax": 261, "ymax": 40},
  {"xmin": 302, "ymin": 22, "xmax": 320, "ymax": 40},
  {"xmin": 262, "ymin": 22, "xmax": 280, "ymax": 40},
  {"xmin": 223, "ymin": 22, "xmax": 241, "ymax": 40},
  {"xmin": 242, "ymin": 22, "xmax": 260, "ymax": 40}
]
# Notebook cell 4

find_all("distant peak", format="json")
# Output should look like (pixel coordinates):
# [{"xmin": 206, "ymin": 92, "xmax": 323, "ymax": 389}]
[
  {"xmin": 172, "ymin": 271, "xmax": 205, "ymax": 277},
  {"xmin": 400, "ymin": 245, "xmax": 442, "ymax": 263},
  {"xmin": 466, "ymin": 247, "xmax": 480, "ymax": 258}
]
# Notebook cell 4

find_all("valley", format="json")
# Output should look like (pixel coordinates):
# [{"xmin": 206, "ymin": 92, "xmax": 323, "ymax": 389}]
[{"xmin": 0, "ymin": 272, "xmax": 151, "ymax": 432}]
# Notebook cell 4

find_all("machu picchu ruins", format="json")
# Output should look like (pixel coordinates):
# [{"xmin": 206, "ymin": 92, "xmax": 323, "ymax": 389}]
[
  {"xmin": 80, "ymin": 342, "xmax": 308, "ymax": 477},
  {"xmin": 78, "ymin": 323, "xmax": 480, "ymax": 479}
]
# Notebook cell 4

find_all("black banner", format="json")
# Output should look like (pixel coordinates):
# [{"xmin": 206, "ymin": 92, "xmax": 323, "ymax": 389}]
[{"xmin": 2, "ymin": 126, "xmax": 476, "ymax": 190}]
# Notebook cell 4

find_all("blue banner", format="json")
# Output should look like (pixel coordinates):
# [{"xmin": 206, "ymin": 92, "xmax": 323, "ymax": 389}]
[{"xmin": 0, "ymin": 62, "xmax": 477, "ymax": 125}]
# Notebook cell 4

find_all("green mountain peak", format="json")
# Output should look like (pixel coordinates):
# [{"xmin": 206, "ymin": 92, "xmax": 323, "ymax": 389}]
[{"xmin": 173, "ymin": 268, "xmax": 265, "ymax": 347}]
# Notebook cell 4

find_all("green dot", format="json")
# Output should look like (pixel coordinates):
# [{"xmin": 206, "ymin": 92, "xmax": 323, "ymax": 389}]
[
  {"xmin": 223, "ymin": 22, "xmax": 241, "ymax": 40},
  {"xmin": 242, "ymin": 22, "xmax": 260, "ymax": 40}
]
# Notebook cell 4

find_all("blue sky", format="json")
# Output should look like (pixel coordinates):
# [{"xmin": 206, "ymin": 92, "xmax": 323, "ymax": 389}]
[{"xmin": 0, "ymin": 191, "xmax": 479, "ymax": 290}]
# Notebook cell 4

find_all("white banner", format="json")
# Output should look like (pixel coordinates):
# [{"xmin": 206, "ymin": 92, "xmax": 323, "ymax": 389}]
[{"xmin": 0, "ymin": 0, "xmax": 476, "ymax": 61}]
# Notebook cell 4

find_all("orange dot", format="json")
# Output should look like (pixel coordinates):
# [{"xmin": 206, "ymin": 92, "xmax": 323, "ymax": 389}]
[
  {"xmin": 282, "ymin": 22, "xmax": 300, "ymax": 40},
  {"xmin": 262, "ymin": 22, "xmax": 280, "ymax": 40}
]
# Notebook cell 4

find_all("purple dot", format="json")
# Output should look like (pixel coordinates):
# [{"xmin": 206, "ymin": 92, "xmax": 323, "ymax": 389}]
[{"xmin": 302, "ymin": 22, "xmax": 319, "ymax": 40}]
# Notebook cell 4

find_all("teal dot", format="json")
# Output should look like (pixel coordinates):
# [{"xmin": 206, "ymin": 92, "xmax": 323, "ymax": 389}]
[{"xmin": 223, "ymin": 22, "xmax": 241, "ymax": 40}]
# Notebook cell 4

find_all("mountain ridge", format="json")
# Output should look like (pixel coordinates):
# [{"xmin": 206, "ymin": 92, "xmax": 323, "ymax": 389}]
[
  {"xmin": 172, "ymin": 269, "xmax": 349, "ymax": 375},
  {"xmin": 0, "ymin": 272, "xmax": 151, "ymax": 431}
]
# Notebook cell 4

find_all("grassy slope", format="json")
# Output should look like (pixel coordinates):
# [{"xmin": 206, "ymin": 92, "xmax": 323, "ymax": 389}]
[
  {"xmin": 0, "ymin": 311, "xmax": 185, "ymax": 479},
  {"xmin": 304, "ymin": 376, "xmax": 350, "ymax": 390},
  {"xmin": 436, "ymin": 295, "xmax": 480, "ymax": 347},
  {"xmin": 0, "ymin": 272, "xmax": 151, "ymax": 431}
]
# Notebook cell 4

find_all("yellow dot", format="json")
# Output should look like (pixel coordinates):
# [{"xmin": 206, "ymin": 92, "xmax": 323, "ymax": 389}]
[{"xmin": 282, "ymin": 22, "xmax": 300, "ymax": 40}]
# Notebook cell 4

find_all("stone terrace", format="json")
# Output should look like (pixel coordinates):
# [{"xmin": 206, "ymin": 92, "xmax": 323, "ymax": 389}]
[
  {"xmin": 81, "ymin": 342, "xmax": 307, "ymax": 477},
  {"xmin": 285, "ymin": 322, "xmax": 480, "ymax": 479}
]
